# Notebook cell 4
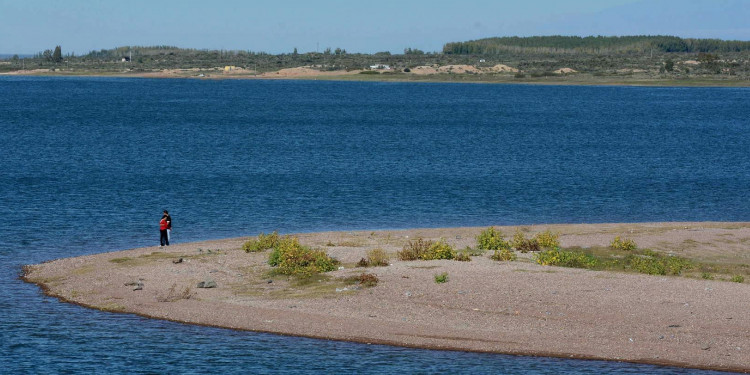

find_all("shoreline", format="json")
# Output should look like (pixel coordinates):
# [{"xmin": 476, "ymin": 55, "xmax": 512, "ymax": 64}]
[
  {"xmin": 23, "ymin": 222, "xmax": 750, "ymax": 373},
  {"xmin": 3, "ymin": 70, "xmax": 750, "ymax": 88}
]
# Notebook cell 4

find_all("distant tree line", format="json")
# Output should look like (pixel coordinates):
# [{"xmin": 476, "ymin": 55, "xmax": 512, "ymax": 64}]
[{"xmin": 443, "ymin": 35, "xmax": 750, "ymax": 55}]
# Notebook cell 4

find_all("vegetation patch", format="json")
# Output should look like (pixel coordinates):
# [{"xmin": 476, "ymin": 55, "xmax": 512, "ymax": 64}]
[
  {"xmin": 534, "ymin": 248, "xmax": 598, "ymax": 269},
  {"xmin": 267, "ymin": 236, "xmax": 339, "ymax": 276},
  {"xmin": 345, "ymin": 273, "xmax": 379, "ymax": 288},
  {"xmin": 610, "ymin": 236, "xmax": 637, "ymax": 252},
  {"xmin": 434, "ymin": 272, "xmax": 449, "ymax": 284},
  {"xmin": 397, "ymin": 238, "xmax": 456, "ymax": 260},
  {"xmin": 490, "ymin": 249, "xmax": 517, "ymax": 262},
  {"xmin": 243, "ymin": 231, "xmax": 280, "ymax": 252},
  {"xmin": 477, "ymin": 227, "xmax": 511, "ymax": 250}
]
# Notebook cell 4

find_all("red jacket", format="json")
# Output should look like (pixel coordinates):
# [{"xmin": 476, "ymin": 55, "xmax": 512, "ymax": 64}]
[{"xmin": 160, "ymin": 218, "xmax": 168, "ymax": 230}]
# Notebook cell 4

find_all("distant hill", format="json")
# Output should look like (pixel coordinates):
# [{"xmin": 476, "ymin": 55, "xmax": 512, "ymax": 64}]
[{"xmin": 443, "ymin": 35, "xmax": 750, "ymax": 55}]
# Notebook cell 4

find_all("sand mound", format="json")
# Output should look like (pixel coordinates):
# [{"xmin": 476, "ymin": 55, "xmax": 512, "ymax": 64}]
[
  {"xmin": 554, "ymin": 68, "xmax": 577, "ymax": 74},
  {"xmin": 436, "ymin": 64, "xmax": 481, "ymax": 74},
  {"xmin": 485, "ymin": 64, "xmax": 519, "ymax": 73}
]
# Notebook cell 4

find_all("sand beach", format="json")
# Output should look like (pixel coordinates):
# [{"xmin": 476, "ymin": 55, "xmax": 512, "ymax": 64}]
[{"xmin": 23, "ymin": 222, "xmax": 750, "ymax": 373}]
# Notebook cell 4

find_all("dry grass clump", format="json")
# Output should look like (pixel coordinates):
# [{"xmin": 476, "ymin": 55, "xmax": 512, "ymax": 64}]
[
  {"xmin": 490, "ymin": 248, "xmax": 517, "ymax": 261},
  {"xmin": 345, "ymin": 273, "xmax": 379, "ymax": 287},
  {"xmin": 158, "ymin": 283, "xmax": 193, "ymax": 302},
  {"xmin": 356, "ymin": 248, "xmax": 390, "ymax": 267}
]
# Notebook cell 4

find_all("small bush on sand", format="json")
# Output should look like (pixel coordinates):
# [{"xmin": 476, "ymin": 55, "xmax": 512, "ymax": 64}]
[
  {"xmin": 423, "ymin": 238, "xmax": 456, "ymax": 260},
  {"xmin": 243, "ymin": 231, "xmax": 280, "ymax": 252},
  {"xmin": 610, "ymin": 236, "xmax": 637, "ymax": 252},
  {"xmin": 434, "ymin": 272, "xmax": 449, "ymax": 284},
  {"xmin": 346, "ymin": 273, "xmax": 379, "ymax": 287},
  {"xmin": 356, "ymin": 258, "xmax": 369, "ymax": 267},
  {"xmin": 535, "ymin": 230, "xmax": 560, "ymax": 249},
  {"xmin": 398, "ymin": 238, "xmax": 431, "ymax": 260},
  {"xmin": 731, "ymin": 275, "xmax": 745, "ymax": 283},
  {"xmin": 477, "ymin": 227, "xmax": 510, "ymax": 250},
  {"xmin": 510, "ymin": 229, "xmax": 541, "ymax": 252},
  {"xmin": 398, "ymin": 238, "xmax": 456, "ymax": 260},
  {"xmin": 490, "ymin": 248, "xmax": 517, "ymax": 261},
  {"xmin": 534, "ymin": 248, "xmax": 598, "ymax": 269},
  {"xmin": 367, "ymin": 248, "xmax": 390, "ymax": 266},
  {"xmin": 268, "ymin": 236, "xmax": 339, "ymax": 276},
  {"xmin": 702, "ymin": 272, "xmax": 714, "ymax": 280},
  {"xmin": 454, "ymin": 252, "xmax": 472, "ymax": 262}
]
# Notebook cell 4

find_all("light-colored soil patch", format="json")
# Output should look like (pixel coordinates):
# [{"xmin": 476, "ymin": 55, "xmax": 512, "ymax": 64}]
[{"xmin": 23, "ymin": 222, "xmax": 750, "ymax": 373}]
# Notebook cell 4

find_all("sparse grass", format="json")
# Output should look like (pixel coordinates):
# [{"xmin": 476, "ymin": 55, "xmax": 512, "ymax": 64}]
[
  {"xmin": 461, "ymin": 246, "xmax": 485, "ymax": 256},
  {"xmin": 534, "ymin": 248, "xmax": 598, "ymax": 269},
  {"xmin": 454, "ymin": 252, "xmax": 472, "ymax": 262},
  {"xmin": 702, "ymin": 272, "xmax": 714, "ymax": 280},
  {"xmin": 108, "ymin": 252, "xmax": 183, "ymax": 267},
  {"xmin": 345, "ymin": 273, "xmax": 379, "ymax": 287},
  {"xmin": 490, "ymin": 249, "xmax": 517, "ymax": 262},
  {"xmin": 731, "ymin": 275, "xmax": 745, "ymax": 283},
  {"xmin": 434, "ymin": 272, "xmax": 449, "ymax": 284},
  {"xmin": 158, "ymin": 283, "xmax": 194, "ymax": 302},
  {"xmin": 366, "ymin": 248, "xmax": 390, "ymax": 266}
]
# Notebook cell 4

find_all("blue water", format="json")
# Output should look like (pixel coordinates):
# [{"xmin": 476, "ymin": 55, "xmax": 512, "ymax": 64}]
[{"xmin": 2, "ymin": 76, "xmax": 748, "ymax": 374}]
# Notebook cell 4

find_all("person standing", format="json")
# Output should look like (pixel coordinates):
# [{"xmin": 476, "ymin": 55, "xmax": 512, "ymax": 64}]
[
  {"xmin": 164, "ymin": 210, "xmax": 172, "ymax": 243},
  {"xmin": 160, "ymin": 212, "xmax": 170, "ymax": 246}
]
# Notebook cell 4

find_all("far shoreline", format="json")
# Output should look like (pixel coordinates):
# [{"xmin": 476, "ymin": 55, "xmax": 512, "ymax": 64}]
[
  {"xmin": 3, "ymin": 70, "xmax": 750, "ymax": 88},
  {"xmin": 22, "ymin": 222, "xmax": 750, "ymax": 373}
]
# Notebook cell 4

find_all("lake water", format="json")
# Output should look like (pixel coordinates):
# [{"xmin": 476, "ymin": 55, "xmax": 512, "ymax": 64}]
[{"xmin": 2, "ymin": 76, "xmax": 748, "ymax": 374}]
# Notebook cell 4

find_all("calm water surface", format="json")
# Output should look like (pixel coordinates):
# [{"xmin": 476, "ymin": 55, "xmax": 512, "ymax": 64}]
[{"xmin": 2, "ymin": 77, "xmax": 748, "ymax": 374}]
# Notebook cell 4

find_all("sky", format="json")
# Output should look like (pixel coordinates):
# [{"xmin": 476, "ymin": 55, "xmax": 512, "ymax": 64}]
[{"xmin": 1, "ymin": 0, "xmax": 749, "ymax": 55}]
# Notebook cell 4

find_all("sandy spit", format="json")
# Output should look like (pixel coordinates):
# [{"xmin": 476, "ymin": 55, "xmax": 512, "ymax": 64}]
[{"xmin": 23, "ymin": 222, "xmax": 750, "ymax": 373}]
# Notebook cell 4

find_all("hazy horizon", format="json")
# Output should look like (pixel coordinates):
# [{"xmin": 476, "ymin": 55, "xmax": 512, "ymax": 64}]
[{"xmin": 1, "ymin": 0, "xmax": 749, "ymax": 55}]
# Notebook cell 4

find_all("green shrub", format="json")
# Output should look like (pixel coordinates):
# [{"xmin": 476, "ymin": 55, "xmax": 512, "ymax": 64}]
[
  {"xmin": 610, "ymin": 236, "xmax": 637, "ymax": 252},
  {"xmin": 490, "ymin": 248, "xmax": 517, "ymax": 261},
  {"xmin": 366, "ymin": 248, "xmax": 390, "ymax": 266},
  {"xmin": 477, "ymin": 227, "xmax": 510, "ymax": 250},
  {"xmin": 424, "ymin": 238, "xmax": 456, "ymax": 260},
  {"xmin": 535, "ymin": 230, "xmax": 560, "ymax": 249},
  {"xmin": 534, "ymin": 248, "xmax": 598, "ymax": 269},
  {"xmin": 731, "ymin": 275, "xmax": 745, "ymax": 283},
  {"xmin": 243, "ymin": 231, "xmax": 280, "ymax": 252},
  {"xmin": 702, "ymin": 272, "xmax": 714, "ymax": 280},
  {"xmin": 268, "ymin": 236, "xmax": 339, "ymax": 276},
  {"xmin": 510, "ymin": 229, "xmax": 526, "ymax": 249},
  {"xmin": 434, "ymin": 272, "xmax": 449, "ymax": 283}
]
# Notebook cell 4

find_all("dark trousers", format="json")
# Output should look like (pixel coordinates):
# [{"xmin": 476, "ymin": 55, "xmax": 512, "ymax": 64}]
[{"xmin": 160, "ymin": 229, "xmax": 169, "ymax": 246}]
